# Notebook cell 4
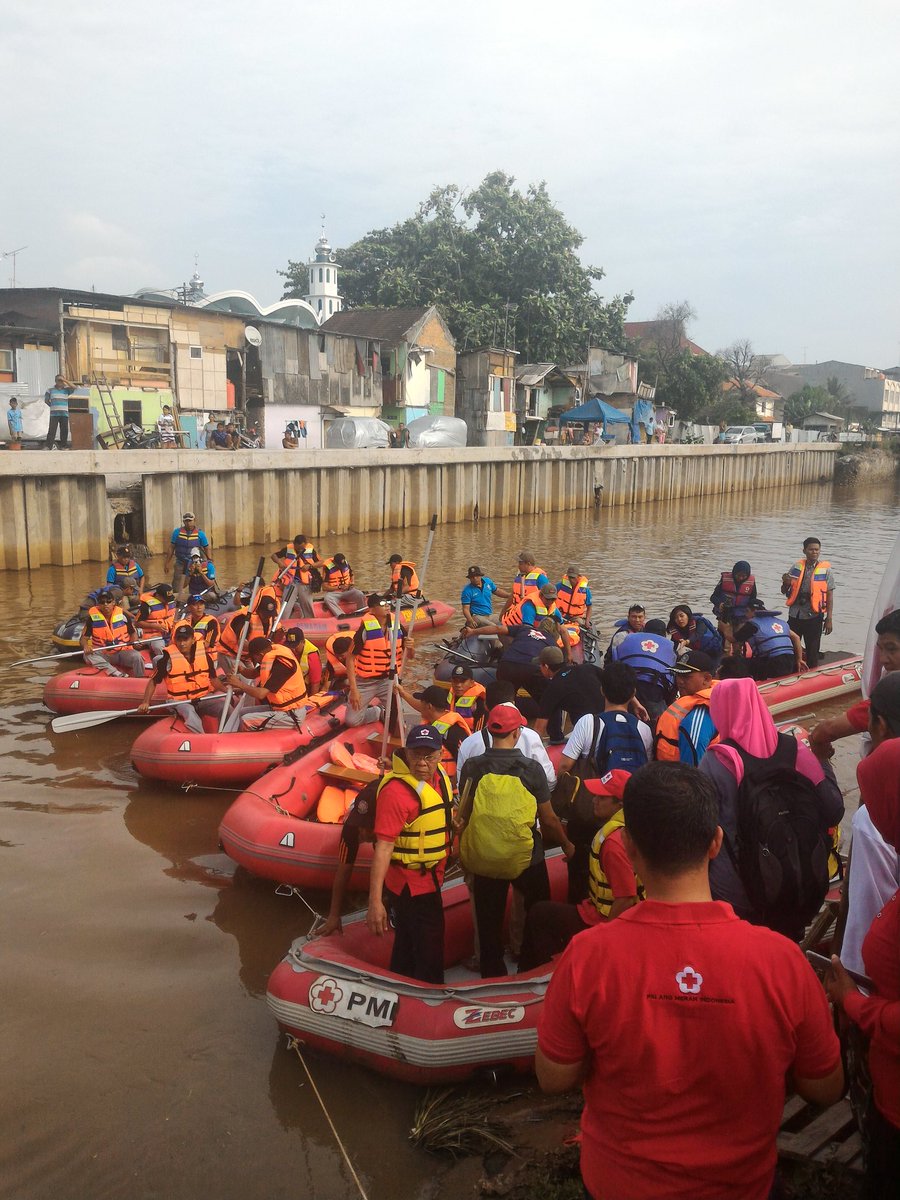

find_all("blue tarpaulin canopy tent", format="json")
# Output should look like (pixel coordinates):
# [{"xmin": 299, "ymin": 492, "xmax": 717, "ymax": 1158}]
[{"xmin": 559, "ymin": 396, "xmax": 631, "ymax": 439}]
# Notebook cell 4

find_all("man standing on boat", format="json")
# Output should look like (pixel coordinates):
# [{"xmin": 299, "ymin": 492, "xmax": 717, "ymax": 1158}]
[
  {"xmin": 536, "ymin": 763, "xmax": 843, "ymax": 1200},
  {"xmin": 366, "ymin": 724, "xmax": 454, "ymax": 984},
  {"xmin": 164, "ymin": 512, "xmax": 210, "ymax": 593},
  {"xmin": 343, "ymin": 593, "xmax": 412, "ymax": 727},
  {"xmin": 781, "ymin": 536, "xmax": 835, "ymax": 669}
]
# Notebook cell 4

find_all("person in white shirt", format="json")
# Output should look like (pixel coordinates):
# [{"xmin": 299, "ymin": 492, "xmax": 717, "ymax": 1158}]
[{"xmin": 456, "ymin": 682, "xmax": 556, "ymax": 788}]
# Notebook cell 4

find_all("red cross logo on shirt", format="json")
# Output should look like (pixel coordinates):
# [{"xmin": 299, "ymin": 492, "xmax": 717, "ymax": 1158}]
[
  {"xmin": 640, "ymin": 639, "xmax": 658, "ymax": 653},
  {"xmin": 676, "ymin": 966, "xmax": 703, "ymax": 995},
  {"xmin": 310, "ymin": 977, "xmax": 343, "ymax": 1013},
  {"xmin": 772, "ymin": 622, "xmax": 784, "ymax": 633}
]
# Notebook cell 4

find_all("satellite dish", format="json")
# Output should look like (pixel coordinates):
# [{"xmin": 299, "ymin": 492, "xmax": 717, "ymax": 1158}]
[{"xmin": 245, "ymin": 326, "xmax": 262, "ymax": 347}]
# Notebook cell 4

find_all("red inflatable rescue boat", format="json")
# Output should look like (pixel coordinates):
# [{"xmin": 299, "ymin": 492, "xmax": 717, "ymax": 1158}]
[
  {"xmin": 281, "ymin": 598, "xmax": 456, "ymax": 647},
  {"xmin": 131, "ymin": 700, "xmax": 348, "ymax": 788},
  {"xmin": 219, "ymin": 726, "xmax": 389, "ymax": 891},
  {"xmin": 43, "ymin": 668, "xmax": 166, "ymax": 715},
  {"xmin": 756, "ymin": 653, "xmax": 863, "ymax": 715},
  {"xmin": 266, "ymin": 854, "xmax": 568, "ymax": 1085}
]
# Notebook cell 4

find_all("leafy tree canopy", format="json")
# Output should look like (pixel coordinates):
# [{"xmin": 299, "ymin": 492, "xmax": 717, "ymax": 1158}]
[
  {"xmin": 784, "ymin": 384, "xmax": 831, "ymax": 425},
  {"xmin": 279, "ymin": 171, "xmax": 633, "ymax": 363},
  {"xmin": 654, "ymin": 348, "xmax": 729, "ymax": 423}
]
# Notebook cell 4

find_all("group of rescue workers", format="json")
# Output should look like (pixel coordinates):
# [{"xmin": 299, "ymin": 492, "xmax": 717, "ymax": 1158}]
[{"xmin": 70, "ymin": 515, "xmax": 900, "ymax": 1196}]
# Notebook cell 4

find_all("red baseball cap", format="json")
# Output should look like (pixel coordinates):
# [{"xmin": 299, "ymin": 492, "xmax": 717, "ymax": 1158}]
[
  {"xmin": 486, "ymin": 703, "xmax": 527, "ymax": 734},
  {"xmin": 582, "ymin": 769, "xmax": 631, "ymax": 800}
]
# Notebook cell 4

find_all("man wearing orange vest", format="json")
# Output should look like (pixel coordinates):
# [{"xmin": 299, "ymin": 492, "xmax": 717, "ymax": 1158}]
[
  {"xmin": 555, "ymin": 566, "xmax": 593, "ymax": 626},
  {"xmin": 223, "ymin": 636, "xmax": 309, "ymax": 727},
  {"xmin": 136, "ymin": 625, "xmax": 224, "ymax": 731},
  {"xmin": 781, "ymin": 536, "xmax": 835, "ymax": 669},
  {"xmin": 343, "ymin": 593, "xmax": 413, "ymax": 727},
  {"xmin": 320, "ymin": 552, "xmax": 366, "ymax": 616},
  {"xmin": 655, "ymin": 651, "xmax": 718, "ymax": 765},
  {"xmin": 271, "ymin": 533, "xmax": 320, "ymax": 618},
  {"xmin": 386, "ymin": 554, "xmax": 420, "ymax": 598},
  {"xmin": 80, "ymin": 590, "xmax": 145, "ymax": 677}
]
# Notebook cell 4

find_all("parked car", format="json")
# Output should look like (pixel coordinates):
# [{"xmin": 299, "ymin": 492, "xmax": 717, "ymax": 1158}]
[
  {"xmin": 717, "ymin": 425, "xmax": 761, "ymax": 444},
  {"xmin": 752, "ymin": 423, "xmax": 773, "ymax": 442}
]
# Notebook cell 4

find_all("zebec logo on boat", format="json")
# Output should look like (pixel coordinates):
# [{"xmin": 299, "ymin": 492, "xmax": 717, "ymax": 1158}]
[
  {"xmin": 308, "ymin": 974, "xmax": 399, "ymax": 1029},
  {"xmin": 453, "ymin": 1005, "xmax": 526, "ymax": 1029}
]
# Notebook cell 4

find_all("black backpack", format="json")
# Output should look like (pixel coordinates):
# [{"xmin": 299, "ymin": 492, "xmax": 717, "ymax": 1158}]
[{"xmin": 723, "ymin": 733, "xmax": 830, "ymax": 936}]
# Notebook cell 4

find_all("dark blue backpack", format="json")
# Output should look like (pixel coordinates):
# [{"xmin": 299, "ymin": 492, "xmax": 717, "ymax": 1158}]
[{"xmin": 594, "ymin": 711, "xmax": 648, "ymax": 774}]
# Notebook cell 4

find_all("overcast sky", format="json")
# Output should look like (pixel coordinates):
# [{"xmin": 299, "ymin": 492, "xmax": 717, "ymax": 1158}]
[{"xmin": 3, "ymin": 1, "xmax": 898, "ymax": 367}]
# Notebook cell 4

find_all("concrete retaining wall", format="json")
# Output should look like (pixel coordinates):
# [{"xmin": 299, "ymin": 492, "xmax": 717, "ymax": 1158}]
[{"xmin": 0, "ymin": 442, "xmax": 838, "ymax": 570}]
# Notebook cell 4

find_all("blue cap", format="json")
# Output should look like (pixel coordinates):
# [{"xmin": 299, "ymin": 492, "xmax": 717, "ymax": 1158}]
[{"xmin": 405, "ymin": 724, "xmax": 443, "ymax": 752}]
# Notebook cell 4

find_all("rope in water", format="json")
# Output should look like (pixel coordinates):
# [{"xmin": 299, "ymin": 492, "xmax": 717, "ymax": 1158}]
[{"xmin": 286, "ymin": 1036, "xmax": 370, "ymax": 1200}]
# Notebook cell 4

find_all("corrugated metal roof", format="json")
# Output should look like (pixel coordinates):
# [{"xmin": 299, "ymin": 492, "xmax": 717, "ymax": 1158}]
[
  {"xmin": 319, "ymin": 306, "xmax": 434, "ymax": 342},
  {"xmin": 516, "ymin": 362, "xmax": 556, "ymax": 386}
]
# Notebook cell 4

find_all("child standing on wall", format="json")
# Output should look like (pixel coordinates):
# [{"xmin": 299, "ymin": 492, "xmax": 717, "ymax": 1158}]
[{"xmin": 6, "ymin": 397, "xmax": 23, "ymax": 446}]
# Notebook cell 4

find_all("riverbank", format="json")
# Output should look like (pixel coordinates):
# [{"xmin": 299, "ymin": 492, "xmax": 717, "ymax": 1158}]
[
  {"xmin": 0, "ymin": 441, "xmax": 838, "ymax": 570},
  {"xmin": 834, "ymin": 445, "xmax": 898, "ymax": 485}
]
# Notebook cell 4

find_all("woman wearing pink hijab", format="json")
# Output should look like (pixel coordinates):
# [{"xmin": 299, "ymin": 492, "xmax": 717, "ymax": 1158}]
[{"xmin": 699, "ymin": 677, "xmax": 843, "ymax": 938}]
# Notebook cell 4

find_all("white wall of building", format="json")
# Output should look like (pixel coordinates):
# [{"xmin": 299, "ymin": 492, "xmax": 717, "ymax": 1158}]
[{"xmin": 262, "ymin": 404, "xmax": 325, "ymax": 450}]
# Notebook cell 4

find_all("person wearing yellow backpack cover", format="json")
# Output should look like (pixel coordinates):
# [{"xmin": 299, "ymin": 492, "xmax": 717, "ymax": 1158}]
[{"xmin": 457, "ymin": 704, "xmax": 574, "ymax": 978}]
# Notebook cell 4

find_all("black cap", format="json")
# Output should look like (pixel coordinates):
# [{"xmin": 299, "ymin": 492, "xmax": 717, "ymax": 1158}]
[
  {"xmin": 467, "ymin": 565, "xmax": 484, "ymax": 577},
  {"xmin": 413, "ymin": 684, "xmax": 452, "ymax": 708},
  {"xmin": 673, "ymin": 650, "xmax": 716, "ymax": 675},
  {"xmin": 387, "ymin": 554, "xmax": 403, "ymax": 564},
  {"xmin": 450, "ymin": 664, "xmax": 473, "ymax": 679}
]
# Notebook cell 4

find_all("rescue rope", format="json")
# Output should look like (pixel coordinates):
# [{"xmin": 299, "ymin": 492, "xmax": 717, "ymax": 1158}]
[
  {"xmin": 180, "ymin": 780, "xmax": 291, "ymax": 816},
  {"xmin": 274, "ymin": 884, "xmax": 326, "ymax": 938},
  {"xmin": 286, "ymin": 1036, "xmax": 371, "ymax": 1200}
]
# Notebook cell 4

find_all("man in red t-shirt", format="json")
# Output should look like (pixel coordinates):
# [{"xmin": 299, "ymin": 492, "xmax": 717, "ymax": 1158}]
[
  {"xmin": 808, "ymin": 609, "xmax": 900, "ymax": 759},
  {"xmin": 536, "ymin": 762, "xmax": 843, "ymax": 1200},
  {"xmin": 366, "ymin": 724, "xmax": 453, "ymax": 983}
]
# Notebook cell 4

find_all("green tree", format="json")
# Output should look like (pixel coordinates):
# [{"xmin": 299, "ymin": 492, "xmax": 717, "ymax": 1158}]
[
  {"xmin": 784, "ymin": 384, "xmax": 831, "ymax": 425},
  {"xmin": 279, "ymin": 172, "xmax": 632, "ymax": 362},
  {"xmin": 654, "ymin": 348, "xmax": 728, "ymax": 422}
]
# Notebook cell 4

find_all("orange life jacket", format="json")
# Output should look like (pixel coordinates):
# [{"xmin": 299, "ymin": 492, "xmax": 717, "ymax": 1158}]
[
  {"xmin": 324, "ymin": 632, "xmax": 352, "ymax": 678},
  {"xmin": 162, "ymin": 640, "xmax": 212, "ymax": 701},
  {"xmin": 259, "ymin": 645, "xmax": 308, "ymax": 710},
  {"xmin": 321, "ymin": 558, "xmax": 353, "ymax": 591},
  {"xmin": 140, "ymin": 592, "xmax": 175, "ymax": 635},
  {"xmin": 429, "ymin": 710, "xmax": 471, "ymax": 774},
  {"xmin": 86, "ymin": 605, "xmax": 131, "ymax": 648},
  {"xmin": 217, "ymin": 609, "xmax": 248, "ymax": 657},
  {"xmin": 391, "ymin": 560, "xmax": 420, "ymax": 593},
  {"xmin": 510, "ymin": 569, "xmax": 546, "ymax": 603},
  {"xmin": 784, "ymin": 560, "xmax": 831, "ymax": 614},
  {"xmin": 353, "ymin": 616, "xmax": 393, "ymax": 679},
  {"xmin": 557, "ymin": 577, "xmax": 589, "ymax": 620},
  {"xmin": 449, "ymin": 682, "xmax": 487, "ymax": 730}
]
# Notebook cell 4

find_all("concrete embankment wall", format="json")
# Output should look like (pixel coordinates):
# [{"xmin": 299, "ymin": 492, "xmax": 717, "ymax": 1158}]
[{"xmin": 0, "ymin": 443, "xmax": 838, "ymax": 571}]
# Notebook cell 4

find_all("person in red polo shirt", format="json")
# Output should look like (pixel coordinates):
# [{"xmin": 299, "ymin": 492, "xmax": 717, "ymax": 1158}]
[
  {"xmin": 536, "ymin": 762, "xmax": 843, "ymax": 1200},
  {"xmin": 366, "ymin": 724, "xmax": 453, "ymax": 984}
]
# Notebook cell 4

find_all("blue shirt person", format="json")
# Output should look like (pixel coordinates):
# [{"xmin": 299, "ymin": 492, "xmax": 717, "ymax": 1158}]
[
  {"xmin": 44, "ymin": 374, "xmax": 74, "ymax": 449},
  {"xmin": 461, "ymin": 565, "xmax": 504, "ymax": 628},
  {"xmin": 7, "ymin": 398, "xmax": 23, "ymax": 441}
]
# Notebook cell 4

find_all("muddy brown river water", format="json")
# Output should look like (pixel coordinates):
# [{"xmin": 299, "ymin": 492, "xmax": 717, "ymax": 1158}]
[{"xmin": 2, "ymin": 475, "xmax": 898, "ymax": 1200}]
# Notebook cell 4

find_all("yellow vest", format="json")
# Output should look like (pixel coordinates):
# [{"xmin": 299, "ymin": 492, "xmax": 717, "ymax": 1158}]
[
  {"xmin": 377, "ymin": 754, "xmax": 452, "ymax": 872},
  {"xmin": 588, "ymin": 811, "xmax": 644, "ymax": 919}
]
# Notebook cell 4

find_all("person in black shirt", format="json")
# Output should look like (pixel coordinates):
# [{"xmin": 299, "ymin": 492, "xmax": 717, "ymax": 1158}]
[{"xmin": 533, "ymin": 646, "xmax": 605, "ymax": 745}]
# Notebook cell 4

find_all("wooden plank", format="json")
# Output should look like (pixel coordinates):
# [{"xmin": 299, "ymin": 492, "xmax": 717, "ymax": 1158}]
[
  {"xmin": 316, "ymin": 763, "xmax": 379, "ymax": 785},
  {"xmin": 780, "ymin": 1094, "xmax": 808, "ymax": 1123},
  {"xmin": 821, "ymin": 1129, "xmax": 863, "ymax": 1166},
  {"xmin": 779, "ymin": 1099, "xmax": 855, "ymax": 1157}
]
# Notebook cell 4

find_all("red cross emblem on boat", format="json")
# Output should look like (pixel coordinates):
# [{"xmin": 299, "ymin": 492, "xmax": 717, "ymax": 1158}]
[
  {"xmin": 640, "ymin": 639, "xmax": 658, "ymax": 653},
  {"xmin": 310, "ymin": 976, "xmax": 343, "ymax": 1014},
  {"xmin": 676, "ymin": 966, "xmax": 703, "ymax": 995}
]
